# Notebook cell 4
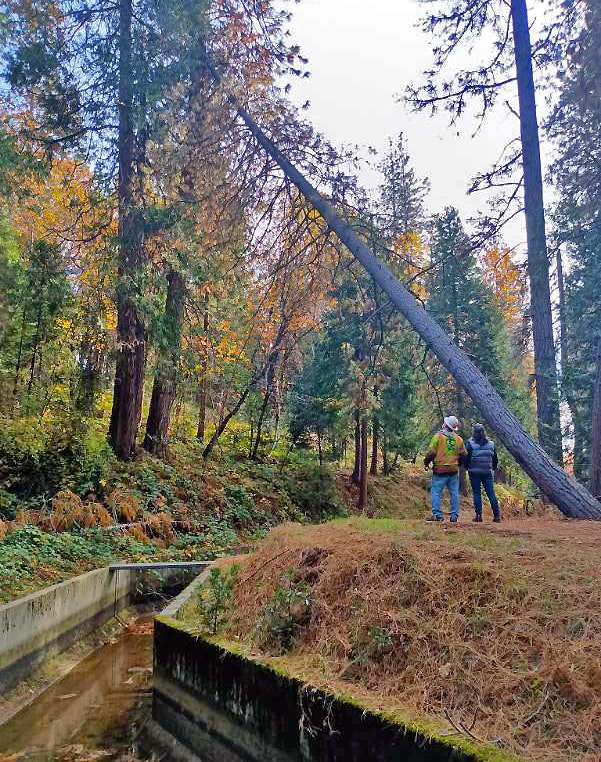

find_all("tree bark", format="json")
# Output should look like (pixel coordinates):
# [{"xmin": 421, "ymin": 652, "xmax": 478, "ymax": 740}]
[
  {"xmin": 589, "ymin": 338, "xmax": 601, "ymax": 499},
  {"xmin": 251, "ymin": 390, "xmax": 270, "ymax": 459},
  {"xmin": 227, "ymin": 95, "xmax": 601, "ymax": 518},
  {"xmin": 77, "ymin": 341, "xmax": 102, "ymax": 414},
  {"xmin": 370, "ymin": 416, "xmax": 379, "ymax": 476},
  {"xmin": 358, "ymin": 415, "xmax": 369, "ymax": 512},
  {"xmin": 556, "ymin": 249, "xmax": 584, "ymax": 477},
  {"xmin": 382, "ymin": 435, "xmax": 389, "ymax": 476},
  {"xmin": 196, "ymin": 295, "xmax": 209, "ymax": 442},
  {"xmin": 250, "ymin": 328, "xmax": 285, "ymax": 459},
  {"xmin": 27, "ymin": 300, "xmax": 42, "ymax": 398},
  {"xmin": 13, "ymin": 309, "xmax": 27, "ymax": 397},
  {"xmin": 511, "ymin": 0, "xmax": 562, "ymax": 464},
  {"xmin": 351, "ymin": 409, "xmax": 361, "ymax": 485},
  {"xmin": 143, "ymin": 269, "xmax": 186, "ymax": 457},
  {"xmin": 109, "ymin": 0, "xmax": 145, "ymax": 461}
]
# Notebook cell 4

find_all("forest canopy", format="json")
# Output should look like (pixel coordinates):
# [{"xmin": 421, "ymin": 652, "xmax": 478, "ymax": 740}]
[{"xmin": 0, "ymin": 0, "xmax": 599, "ymax": 518}]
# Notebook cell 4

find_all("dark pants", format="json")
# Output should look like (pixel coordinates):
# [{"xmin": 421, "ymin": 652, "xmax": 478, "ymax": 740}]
[{"xmin": 469, "ymin": 472, "xmax": 500, "ymax": 518}]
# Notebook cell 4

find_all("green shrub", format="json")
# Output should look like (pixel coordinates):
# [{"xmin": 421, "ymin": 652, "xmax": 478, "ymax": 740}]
[
  {"xmin": 281, "ymin": 457, "xmax": 343, "ymax": 522},
  {"xmin": 197, "ymin": 565, "xmax": 240, "ymax": 635},
  {"xmin": 224, "ymin": 483, "xmax": 256, "ymax": 523},
  {"xmin": 254, "ymin": 572, "xmax": 312, "ymax": 653}
]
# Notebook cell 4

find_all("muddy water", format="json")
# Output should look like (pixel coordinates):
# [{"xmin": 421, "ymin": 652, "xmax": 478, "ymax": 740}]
[{"xmin": 0, "ymin": 617, "xmax": 154, "ymax": 762}]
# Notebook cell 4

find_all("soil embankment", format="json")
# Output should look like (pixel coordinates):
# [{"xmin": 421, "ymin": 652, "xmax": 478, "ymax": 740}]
[{"xmin": 188, "ymin": 517, "xmax": 601, "ymax": 762}]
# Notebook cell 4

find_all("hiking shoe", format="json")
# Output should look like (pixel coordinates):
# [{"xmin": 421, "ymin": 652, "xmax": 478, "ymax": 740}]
[
  {"xmin": 426, "ymin": 516, "xmax": 444, "ymax": 522},
  {"xmin": 472, "ymin": 515, "xmax": 483, "ymax": 523},
  {"xmin": 450, "ymin": 517, "xmax": 458, "ymax": 523},
  {"xmin": 493, "ymin": 516, "xmax": 502, "ymax": 523}
]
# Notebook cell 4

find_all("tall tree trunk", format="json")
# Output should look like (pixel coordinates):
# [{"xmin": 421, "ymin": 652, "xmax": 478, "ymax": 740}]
[
  {"xmin": 556, "ymin": 249, "xmax": 584, "ymax": 476},
  {"xmin": 511, "ymin": 0, "xmax": 562, "ymax": 464},
  {"xmin": 251, "ymin": 338, "xmax": 284, "ymax": 459},
  {"xmin": 109, "ymin": 0, "xmax": 145, "ymax": 461},
  {"xmin": 196, "ymin": 296, "xmax": 209, "ymax": 442},
  {"xmin": 589, "ymin": 338, "xmax": 601, "ymax": 499},
  {"xmin": 77, "ymin": 341, "xmax": 102, "ymax": 414},
  {"xmin": 251, "ymin": 389, "xmax": 271, "ymax": 460},
  {"xmin": 13, "ymin": 309, "xmax": 27, "ymax": 397},
  {"xmin": 225, "ymin": 95, "xmax": 601, "ymax": 517},
  {"xmin": 382, "ymin": 435, "xmax": 389, "ymax": 476},
  {"xmin": 27, "ymin": 301, "xmax": 43, "ymax": 398},
  {"xmin": 143, "ymin": 269, "xmax": 186, "ymax": 458},
  {"xmin": 358, "ymin": 415, "xmax": 369, "ymax": 512},
  {"xmin": 351, "ymin": 409, "xmax": 361, "ymax": 485},
  {"xmin": 248, "ymin": 419, "xmax": 254, "ymax": 457},
  {"xmin": 370, "ymin": 416, "xmax": 379, "ymax": 476}
]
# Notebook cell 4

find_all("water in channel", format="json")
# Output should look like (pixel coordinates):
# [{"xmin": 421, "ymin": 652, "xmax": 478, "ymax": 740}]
[{"xmin": 0, "ymin": 617, "xmax": 154, "ymax": 762}]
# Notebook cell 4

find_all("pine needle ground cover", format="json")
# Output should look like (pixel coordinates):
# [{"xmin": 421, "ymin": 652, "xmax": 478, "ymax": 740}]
[{"xmin": 192, "ymin": 518, "xmax": 601, "ymax": 762}]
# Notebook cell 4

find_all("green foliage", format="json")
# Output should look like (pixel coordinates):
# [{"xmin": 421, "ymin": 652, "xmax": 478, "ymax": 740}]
[
  {"xmin": 426, "ymin": 207, "xmax": 533, "ymax": 445},
  {"xmin": 224, "ymin": 483, "xmax": 256, "ymax": 523},
  {"xmin": 254, "ymin": 572, "xmax": 312, "ymax": 653},
  {"xmin": 0, "ymin": 524, "xmax": 154, "ymax": 603},
  {"xmin": 197, "ymin": 564, "xmax": 239, "ymax": 636},
  {"xmin": 0, "ymin": 416, "xmax": 115, "ymax": 516},
  {"xmin": 280, "ymin": 453, "xmax": 344, "ymax": 522},
  {"xmin": 351, "ymin": 623, "xmax": 395, "ymax": 667}
]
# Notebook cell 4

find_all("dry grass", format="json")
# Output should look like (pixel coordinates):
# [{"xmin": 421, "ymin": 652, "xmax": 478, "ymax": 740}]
[
  {"xmin": 213, "ymin": 517, "xmax": 601, "ymax": 762},
  {"xmin": 338, "ymin": 462, "xmax": 554, "ymax": 522}
]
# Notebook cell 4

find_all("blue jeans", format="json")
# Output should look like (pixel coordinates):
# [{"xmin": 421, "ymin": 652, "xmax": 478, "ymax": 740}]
[
  {"xmin": 469, "ymin": 473, "xmax": 500, "ymax": 517},
  {"xmin": 431, "ymin": 474, "xmax": 460, "ymax": 520}
]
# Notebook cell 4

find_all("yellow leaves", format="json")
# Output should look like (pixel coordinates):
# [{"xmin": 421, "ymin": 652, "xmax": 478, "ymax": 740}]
[
  {"xmin": 480, "ymin": 247, "xmax": 526, "ymax": 333},
  {"xmin": 10, "ymin": 155, "xmax": 110, "ymax": 298}
]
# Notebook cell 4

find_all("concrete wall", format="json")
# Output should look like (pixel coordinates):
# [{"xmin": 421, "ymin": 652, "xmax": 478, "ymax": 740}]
[
  {"xmin": 145, "ymin": 577, "xmax": 514, "ymax": 762},
  {"xmin": 0, "ymin": 566, "xmax": 199, "ymax": 693},
  {"xmin": 0, "ymin": 568, "xmax": 134, "ymax": 692}
]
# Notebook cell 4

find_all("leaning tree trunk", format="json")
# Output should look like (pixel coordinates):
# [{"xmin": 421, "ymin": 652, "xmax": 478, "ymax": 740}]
[
  {"xmin": 202, "ymin": 386, "xmax": 251, "ymax": 460},
  {"xmin": 225, "ymin": 94, "xmax": 601, "ymax": 518},
  {"xmin": 511, "ymin": 0, "xmax": 562, "ymax": 464},
  {"xmin": 143, "ymin": 269, "xmax": 186, "ymax": 458},
  {"xmin": 109, "ymin": 0, "xmax": 145, "ymax": 461},
  {"xmin": 589, "ymin": 338, "xmax": 601, "ymax": 499}
]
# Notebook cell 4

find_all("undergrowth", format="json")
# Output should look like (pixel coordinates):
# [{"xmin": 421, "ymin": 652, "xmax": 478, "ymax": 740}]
[{"xmin": 0, "ymin": 420, "xmax": 345, "ymax": 602}]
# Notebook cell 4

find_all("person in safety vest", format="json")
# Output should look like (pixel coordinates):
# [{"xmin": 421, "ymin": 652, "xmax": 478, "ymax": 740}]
[
  {"xmin": 465, "ymin": 423, "xmax": 501, "ymax": 523},
  {"xmin": 424, "ymin": 415, "xmax": 467, "ymax": 523}
]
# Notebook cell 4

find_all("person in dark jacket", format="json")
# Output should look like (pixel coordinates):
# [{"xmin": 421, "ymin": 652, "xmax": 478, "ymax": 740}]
[{"xmin": 465, "ymin": 424, "xmax": 501, "ymax": 523}]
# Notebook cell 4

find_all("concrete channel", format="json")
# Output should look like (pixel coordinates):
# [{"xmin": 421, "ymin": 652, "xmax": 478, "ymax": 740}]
[
  {"xmin": 0, "ymin": 562, "xmax": 207, "ymax": 706},
  {"xmin": 1, "ymin": 563, "xmax": 515, "ymax": 761}
]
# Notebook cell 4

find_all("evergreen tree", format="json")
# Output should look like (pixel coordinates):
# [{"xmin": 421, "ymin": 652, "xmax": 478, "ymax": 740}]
[
  {"xmin": 426, "ymin": 208, "xmax": 530, "ymax": 432},
  {"xmin": 378, "ymin": 133, "xmax": 429, "ymax": 241},
  {"xmin": 551, "ymin": 0, "xmax": 601, "ymax": 488}
]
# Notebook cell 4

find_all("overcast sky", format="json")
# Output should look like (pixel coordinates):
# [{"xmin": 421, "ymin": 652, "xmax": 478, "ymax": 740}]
[{"xmin": 285, "ymin": 0, "xmax": 534, "ymax": 250}]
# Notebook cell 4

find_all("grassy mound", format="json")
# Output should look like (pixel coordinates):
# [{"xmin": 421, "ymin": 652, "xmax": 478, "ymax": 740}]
[{"xmin": 199, "ymin": 518, "xmax": 601, "ymax": 762}]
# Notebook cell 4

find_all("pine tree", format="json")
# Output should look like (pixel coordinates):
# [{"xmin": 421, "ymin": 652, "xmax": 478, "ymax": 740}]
[{"xmin": 551, "ymin": 0, "xmax": 601, "ymax": 489}]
